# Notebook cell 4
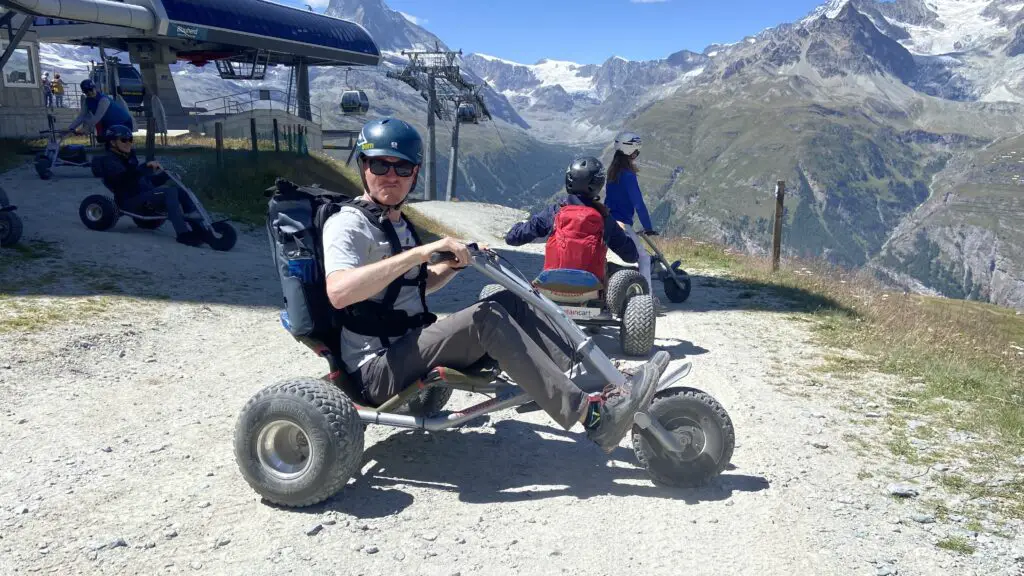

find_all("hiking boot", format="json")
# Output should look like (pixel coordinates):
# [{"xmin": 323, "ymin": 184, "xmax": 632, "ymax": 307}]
[
  {"xmin": 176, "ymin": 230, "xmax": 204, "ymax": 247},
  {"xmin": 584, "ymin": 350, "xmax": 670, "ymax": 453}
]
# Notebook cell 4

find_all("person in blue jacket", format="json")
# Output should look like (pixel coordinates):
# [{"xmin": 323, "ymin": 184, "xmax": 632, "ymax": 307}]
[
  {"xmin": 506, "ymin": 156, "xmax": 638, "ymax": 269},
  {"xmin": 95, "ymin": 125, "xmax": 204, "ymax": 247},
  {"xmin": 69, "ymin": 79, "xmax": 134, "ymax": 143},
  {"xmin": 604, "ymin": 131, "xmax": 657, "ymax": 291}
]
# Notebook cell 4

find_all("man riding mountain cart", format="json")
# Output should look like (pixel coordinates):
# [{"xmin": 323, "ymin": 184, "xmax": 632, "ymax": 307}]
[
  {"xmin": 89, "ymin": 125, "xmax": 204, "ymax": 246},
  {"xmin": 79, "ymin": 125, "xmax": 238, "ymax": 250},
  {"xmin": 233, "ymin": 117, "xmax": 736, "ymax": 508},
  {"xmin": 69, "ymin": 79, "xmax": 134, "ymax": 143}
]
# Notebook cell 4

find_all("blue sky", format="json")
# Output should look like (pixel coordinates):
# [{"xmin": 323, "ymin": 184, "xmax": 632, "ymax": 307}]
[{"xmin": 285, "ymin": 0, "xmax": 830, "ymax": 65}]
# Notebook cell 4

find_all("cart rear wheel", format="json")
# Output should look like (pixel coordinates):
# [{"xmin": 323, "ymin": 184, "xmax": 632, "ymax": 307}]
[
  {"xmin": 620, "ymin": 292, "xmax": 656, "ymax": 356},
  {"xmin": 0, "ymin": 211, "xmax": 23, "ymax": 247},
  {"xmin": 607, "ymin": 269, "xmax": 648, "ymax": 316},
  {"xmin": 79, "ymin": 195, "xmax": 119, "ymax": 231},
  {"xmin": 234, "ymin": 378, "xmax": 364, "ymax": 508}
]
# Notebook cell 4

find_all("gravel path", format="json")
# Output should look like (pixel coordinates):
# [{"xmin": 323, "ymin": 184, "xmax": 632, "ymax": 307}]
[{"xmin": 1, "ymin": 167, "xmax": 1022, "ymax": 576}]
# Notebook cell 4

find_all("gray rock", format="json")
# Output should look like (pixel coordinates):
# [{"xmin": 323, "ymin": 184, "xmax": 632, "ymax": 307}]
[
  {"xmin": 911, "ymin": 513, "xmax": 936, "ymax": 524},
  {"xmin": 190, "ymin": 561, "xmax": 202, "ymax": 570},
  {"xmin": 108, "ymin": 537, "xmax": 127, "ymax": 549},
  {"xmin": 305, "ymin": 524, "xmax": 323, "ymax": 537},
  {"xmin": 876, "ymin": 564, "xmax": 898, "ymax": 576},
  {"xmin": 197, "ymin": 501, "xmax": 211, "ymax": 509},
  {"xmin": 213, "ymin": 536, "xmax": 230, "ymax": 548},
  {"xmin": 887, "ymin": 483, "xmax": 919, "ymax": 497},
  {"xmin": 364, "ymin": 545, "xmax": 379, "ymax": 554},
  {"xmin": 811, "ymin": 441, "xmax": 829, "ymax": 449},
  {"xmin": 421, "ymin": 532, "xmax": 438, "ymax": 541},
  {"xmin": 100, "ymin": 447, "xmax": 112, "ymax": 453},
  {"xmin": 393, "ymin": 551, "xmax": 405, "ymax": 561},
  {"xmin": 86, "ymin": 551, "xmax": 98, "ymax": 561},
  {"xmin": 321, "ymin": 518, "xmax": 337, "ymax": 526},
  {"xmin": 163, "ymin": 529, "xmax": 178, "ymax": 539}
]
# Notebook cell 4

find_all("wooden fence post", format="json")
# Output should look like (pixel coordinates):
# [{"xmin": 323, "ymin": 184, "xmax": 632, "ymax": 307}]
[
  {"xmin": 145, "ymin": 116, "xmax": 156, "ymax": 163},
  {"xmin": 287, "ymin": 125, "xmax": 293, "ymax": 152},
  {"xmin": 771, "ymin": 180, "xmax": 786, "ymax": 272},
  {"xmin": 273, "ymin": 118, "xmax": 280, "ymax": 152},
  {"xmin": 215, "ymin": 122, "xmax": 224, "ymax": 168},
  {"xmin": 250, "ymin": 117, "xmax": 258, "ymax": 155}
]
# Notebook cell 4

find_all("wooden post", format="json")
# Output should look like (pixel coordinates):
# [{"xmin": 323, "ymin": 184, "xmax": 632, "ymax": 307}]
[
  {"xmin": 287, "ymin": 125, "xmax": 293, "ymax": 152},
  {"xmin": 215, "ymin": 122, "xmax": 224, "ymax": 168},
  {"xmin": 250, "ymin": 117, "xmax": 258, "ymax": 154},
  {"xmin": 144, "ymin": 116, "xmax": 156, "ymax": 162},
  {"xmin": 273, "ymin": 118, "xmax": 280, "ymax": 152},
  {"xmin": 771, "ymin": 180, "xmax": 786, "ymax": 272}
]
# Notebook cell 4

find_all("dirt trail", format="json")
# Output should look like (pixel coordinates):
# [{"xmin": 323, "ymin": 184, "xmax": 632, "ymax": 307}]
[{"xmin": 1, "ymin": 168, "xmax": 1021, "ymax": 576}]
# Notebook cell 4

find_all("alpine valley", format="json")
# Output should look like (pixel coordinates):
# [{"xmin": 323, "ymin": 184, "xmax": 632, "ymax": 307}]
[{"xmin": 35, "ymin": 0, "xmax": 1024, "ymax": 309}]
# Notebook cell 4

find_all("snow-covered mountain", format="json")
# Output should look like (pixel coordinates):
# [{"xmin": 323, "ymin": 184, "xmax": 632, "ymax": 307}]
[{"xmin": 461, "ymin": 51, "xmax": 708, "ymax": 143}]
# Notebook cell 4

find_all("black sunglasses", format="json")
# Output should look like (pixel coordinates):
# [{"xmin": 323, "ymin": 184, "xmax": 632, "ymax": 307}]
[{"xmin": 366, "ymin": 157, "xmax": 415, "ymax": 177}]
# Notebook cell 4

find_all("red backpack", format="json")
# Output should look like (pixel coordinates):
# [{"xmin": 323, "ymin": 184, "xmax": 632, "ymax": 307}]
[{"xmin": 544, "ymin": 203, "xmax": 607, "ymax": 283}]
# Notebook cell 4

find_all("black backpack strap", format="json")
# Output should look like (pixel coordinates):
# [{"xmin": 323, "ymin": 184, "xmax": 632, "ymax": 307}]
[
  {"xmin": 401, "ymin": 213, "xmax": 431, "ymax": 314},
  {"xmin": 337, "ymin": 199, "xmax": 435, "ymax": 349}
]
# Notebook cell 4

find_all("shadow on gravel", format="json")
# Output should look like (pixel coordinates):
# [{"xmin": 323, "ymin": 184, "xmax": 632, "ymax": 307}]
[
  {"xmin": 664, "ymin": 273, "xmax": 853, "ymax": 316},
  {"xmin": 294, "ymin": 420, "xmax": 769, "ymax": 518}
]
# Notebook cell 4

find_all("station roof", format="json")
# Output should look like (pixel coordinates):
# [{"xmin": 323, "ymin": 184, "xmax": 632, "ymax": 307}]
[{"xmin": 31, "ymin": 0, "xmax": 382, "ymax": 67}]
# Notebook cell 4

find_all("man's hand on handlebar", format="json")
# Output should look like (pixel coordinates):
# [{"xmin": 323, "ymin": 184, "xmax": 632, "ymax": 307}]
[
  {"xmin": 146, "ymin": 161, "xmax": 162, "ymax": 171},
  {"xmin": 420, "ymin": 237, "xmax": 472, "ymax": 269}
]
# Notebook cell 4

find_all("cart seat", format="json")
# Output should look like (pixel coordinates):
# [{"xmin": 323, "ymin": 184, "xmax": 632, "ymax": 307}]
[
  {"xmin": 279, "ymin": 310, "xmax": 501, "ymax": 408},
  {"xmin": 533, "ymin": 269, "xmax": 602, "ymax": 304}
]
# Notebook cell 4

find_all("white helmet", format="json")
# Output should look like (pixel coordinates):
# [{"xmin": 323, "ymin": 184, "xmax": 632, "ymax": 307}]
[{"xmin": 614, "ymin": 131, "xmax": 642, "ymax": 156}]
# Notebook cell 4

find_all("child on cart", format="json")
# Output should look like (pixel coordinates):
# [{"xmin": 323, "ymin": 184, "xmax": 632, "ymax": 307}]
[{"xmin": 505, "ymin": 156, "xmax": 638, "ymax": 283}]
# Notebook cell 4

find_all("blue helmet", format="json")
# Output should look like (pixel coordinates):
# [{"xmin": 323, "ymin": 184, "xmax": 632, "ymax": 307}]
[
  {"xmin": 104, "ymin": 125, "xmax": 133, "ymax": 141},
  {"xmin": 80, "ymin": 78, "xmax": 96, "ymax": 92},
  {"xmin": 354, "ymin": 117, "xmax": 423, "ymax": 165}
]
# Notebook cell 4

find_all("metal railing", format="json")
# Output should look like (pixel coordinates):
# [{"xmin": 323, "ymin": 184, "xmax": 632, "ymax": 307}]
[
  {"xmin": 189, "ymin": 89, "xmax": 322, "ymax": 125},
  {"xmin": 41, "ymin": 83, "xmax": 83, "ymax": 109}
]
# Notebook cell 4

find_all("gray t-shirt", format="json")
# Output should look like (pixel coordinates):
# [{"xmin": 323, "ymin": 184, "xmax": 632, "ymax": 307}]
[{"xmin": 322, "ymin": 205, "xmax": 423, "ymax": 373}]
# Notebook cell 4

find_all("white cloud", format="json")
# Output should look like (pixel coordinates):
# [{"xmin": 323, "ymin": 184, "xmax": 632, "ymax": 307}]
[{"xmin": 399, "ymin": 11, "xmax": 428, "ymax": 26}]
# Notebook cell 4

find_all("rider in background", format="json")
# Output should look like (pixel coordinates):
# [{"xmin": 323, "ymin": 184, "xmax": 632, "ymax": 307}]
[
  {"xmin": 505, "ymin": 156, "xmax": 637, "ymax": 283},
  {"xmin": 96, "ymin": 125, "xmax": 203, "ymax": 247},
  {"xmin": 69, "ymin": 79, "xmax": 134, "ymax": 143},
  {"xmin": 604, "ymin": 132, "xmax": 658, "ymax": 293}
]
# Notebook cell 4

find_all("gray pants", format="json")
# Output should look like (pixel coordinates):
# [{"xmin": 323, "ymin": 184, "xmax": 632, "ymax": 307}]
[{"xmin": 356, "ymin": 289, "xmax": 590, "ymax": 430}]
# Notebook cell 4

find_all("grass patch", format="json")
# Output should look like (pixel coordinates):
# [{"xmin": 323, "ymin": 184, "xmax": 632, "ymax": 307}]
[
  {"xmin": 658, "ymin": 235, "xmax": 1024, "ymax": 516},
  {"xmin": 164, "ymin": 149, "xmax": 363, "ymax": 227},
  {"xmin": 0, "ymin": 295, "xmax": 114, "ymax": 333},
  {"xmin": 0, "ymin": 241, "xmax": 64, "ymax": 293},
  {"xmin": 935, "ymin": 536, "xmax": 976, "ymax": 555},
  {"xmin": 0, "ymin": 139, "xmax": 35, "ymax": 173}
]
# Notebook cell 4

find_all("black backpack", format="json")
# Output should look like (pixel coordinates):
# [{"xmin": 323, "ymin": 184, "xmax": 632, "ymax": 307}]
[{"xmin": 265, "ymin": 178, "xmax": 436, "ymax": 356}]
